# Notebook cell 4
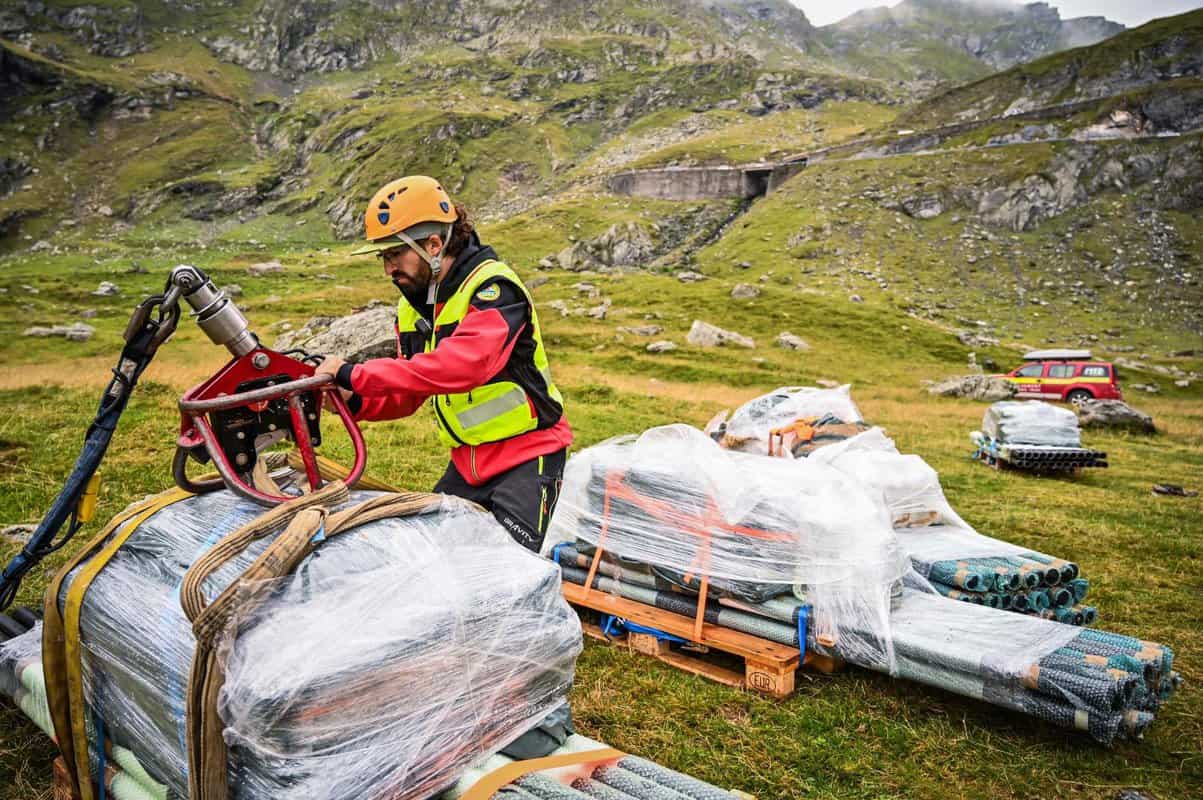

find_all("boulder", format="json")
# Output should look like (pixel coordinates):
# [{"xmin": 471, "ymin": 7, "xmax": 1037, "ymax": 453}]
[
  {"xmin": 776, "ymin": 332, "xmax": 810, "ymax": 351},
  {"xmin": 646, "ymin": 340, "xmax": 678, "ymax": 353},
  {"xmin": 1076, "ymin": 399, "xmax": 1155, "ymax": 434},
  {"xmin": 247, "ymin": 260, "xmax": 284, "ymax": 276},
  {"xmin": 91, "ymin": 281, "xmax": 120, "ymax": 296},
  {"xmin": 730, "ymin": 283, "xmax": 760, "ymax": 299},
  {"xmin": 272, "ymin": 303, "xmax": 396, "ymax": 362},
  {"xmin": 23, "ymin": 322, "xmax": 95, "ymax": 342},
  {"xmin": 901, "ymin": 195, "xmax": 944, "ymax": 220},
  {"xmin": 686, "ymin": 320, "xmax": 754, "ymax": 349},
  {"xmin": 555, "ymin": 222, "xmax": 655, "ymax": 272},
  {"xmin": 224, "ymin": 283, "xmax": 244, "ymax": 298},
  {"xmin": 618, "ymin": 325, "xmax": 663, "ymax": 336},
  {"xmin": 927, "ymin": 374, "xmax": 1016, "ymax": 401},
  {"xmin": 957, "ymin": 330, "xmax": 999, "ymax": 348},
  {"xmin": 1, "ymin": 524, "xmax": 35, "ymax": 543},
  {"xmin": 676, "ymin": 270, "xmax": 707, "ymax": 283}
]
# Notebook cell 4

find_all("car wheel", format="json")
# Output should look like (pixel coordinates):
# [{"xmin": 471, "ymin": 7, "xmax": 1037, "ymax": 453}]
[{"xmin": 1067, "ymin": 389, "xmax": 1092, "ymax": 404}]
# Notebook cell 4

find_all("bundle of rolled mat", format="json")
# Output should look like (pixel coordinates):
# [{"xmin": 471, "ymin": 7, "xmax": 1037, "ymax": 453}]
[
  {"xmin": 899, "ymin": 524, "xmax": 1100, "ymax": 625},
  {"xmin": 553, "ymin": 559, "xmax": 1178, "ymax": 744},
  {"xmin": 3, "ymin": 622, "xmax": 742, "ymax": 800},
  {"xmin": 447, "ymin": 734, "xmax": 745, "ymax": 800},
  {"xmin": 46, "ymin": 489, "xmax": 581, "ymax": 800}
]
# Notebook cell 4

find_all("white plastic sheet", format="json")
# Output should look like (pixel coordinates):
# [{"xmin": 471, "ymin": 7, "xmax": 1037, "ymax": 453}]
[
  {"xmin": 716, "ymin": 385, "xmax": 863, "ymax": 455},
  {"xmin": 546, "ymin": 424, "xmax": 908, "ymax": 671},
  {"xmin": 59, "ymin": 490, "xmax": 581, "ymax": 799},
  {"xmin": 982, "ymin": 401, "xmax": 1081, "ymax": 447},
  {"xmin": 807, "ymin": 428, "xmax": 967, "ymax": 528}
]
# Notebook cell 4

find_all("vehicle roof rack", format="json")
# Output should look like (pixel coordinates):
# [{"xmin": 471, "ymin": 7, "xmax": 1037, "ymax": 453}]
[{"xmin": 1022, "ymin": 349, "xmax": 1093, "ymax": 361}]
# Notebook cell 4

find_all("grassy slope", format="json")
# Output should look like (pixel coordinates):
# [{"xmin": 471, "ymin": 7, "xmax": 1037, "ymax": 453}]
[
  {"xmin": 1, "ymin": 209, "xmax": 1201, "ymax": 798},
  {"xmin": 688, "ymin": 138, "xmax": 1203, "ymax": 359}
]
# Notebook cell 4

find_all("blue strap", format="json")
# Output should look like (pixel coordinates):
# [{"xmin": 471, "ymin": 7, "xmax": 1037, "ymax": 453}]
[
  {"xmin": 551, "ymin": 542, "xmax": 570, "ymax": 565},
  {"xmin": 95, "ymin": 712, "xmax": 106, "ymax": 800},
  {"xmin": 796, "ymin": 604, "xmax": 809, "ymax": 660},
  {"xmin": 310, "ymin": 521, "xmax": 327, "ymax": 545},
  {"xmin": 599, "ymin": 614, "xmax": 689, "ymax": 643}
]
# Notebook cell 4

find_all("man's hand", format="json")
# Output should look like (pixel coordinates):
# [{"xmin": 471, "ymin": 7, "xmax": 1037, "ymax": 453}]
[
  {"xmin": 314, "ymin": 355, "xmax": 346, "ymax": 380},
  {"xmin": 315, "ymin": 356, "xmax": 353, "ymax": 411}
]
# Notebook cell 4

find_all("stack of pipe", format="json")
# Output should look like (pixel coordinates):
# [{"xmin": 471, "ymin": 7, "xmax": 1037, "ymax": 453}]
[
  {"xmin": 921, "ymin": 550, "xmax": 1098, "ymax": 625},
  {"xmin": 555, "ymin": 554, "xmax": 1179, "ymax": 744},
  {"xmin": 971, "ymin": 431, "xmax": 1107, "ymax": 471}
]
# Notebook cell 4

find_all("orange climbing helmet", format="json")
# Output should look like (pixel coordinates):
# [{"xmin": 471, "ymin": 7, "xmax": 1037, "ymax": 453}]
[{"xmin": 351, "ymin": 175, "xmax": 458, "ymax": 263}]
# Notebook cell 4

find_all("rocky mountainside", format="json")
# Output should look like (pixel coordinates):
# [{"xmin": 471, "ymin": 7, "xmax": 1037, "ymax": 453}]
[
  {"xmin": 1, "ymin": 1, "xmax": 1201, "ymax": 361},
  {"xmin": 901, "ymin": 8, "xmax": 1203, "ymax": 127},
  {"xmin": 820, "ymin": 0, "xmax": 1123, "ymax": 86}
]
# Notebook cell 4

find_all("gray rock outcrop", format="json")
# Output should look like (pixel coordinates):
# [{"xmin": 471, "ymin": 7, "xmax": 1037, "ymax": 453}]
[
  {"xmin": 23, "ymin": 322, "xmax": 95, "ymax": 341},
  {"xmin": 686, "ymin": 320, "xmax": 754, "ymax": 349},
  {"xmin": 928, "ymin": 374, "xmax": 1016, "ymax": 401},
  {"xmin": 556, "ymin": 222, "xmax": 655, "ymax": 272},
  {"xmin": 1076, "ymin": 399, "xmax": 1155, "ymax": 434},
  {"xmin": 272, "ymin": 302, "xmax": 396, "ymax": 362},
  {"xmin": 730, "ymin": 283, "xmax": 760, "ymax": 299},
  {"xmin": 776, "ymin": 332, "xmax": 810, "ymax": 351}
]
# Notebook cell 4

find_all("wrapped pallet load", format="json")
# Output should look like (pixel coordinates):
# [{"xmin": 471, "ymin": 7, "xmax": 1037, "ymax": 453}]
[
  {"xmin": 545, "ymin": 424, "xmax": 1179, "ymax": 744},
  {"xmin": 708, "ymin": 385, "xmax": 867, "ymax": 456},
  {"xmin": 982, "ymin": 401, "xmax": 1082, "ymax": 447},
  {"xmin": 42, "ymin": 488, "xmax": 582, "ymax": 800}
]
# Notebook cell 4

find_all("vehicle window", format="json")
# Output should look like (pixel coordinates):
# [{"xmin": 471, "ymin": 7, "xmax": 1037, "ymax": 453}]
[
  {"xmin": 1016, "ymin": 364, "xmax": 1044, "ymax": 377},
  {"xmin": 1048, "ymin": 365, "xmax": 1076, "ymax": 378},
  {"xmin": 1081, "ymin": 365, "xmax": 1109, "ymax": 378}
]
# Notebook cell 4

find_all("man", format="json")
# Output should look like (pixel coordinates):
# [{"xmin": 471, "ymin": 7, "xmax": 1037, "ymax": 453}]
[{"xmin": 315, "ymin": 175, "xmax": 572, "ymax": 553}]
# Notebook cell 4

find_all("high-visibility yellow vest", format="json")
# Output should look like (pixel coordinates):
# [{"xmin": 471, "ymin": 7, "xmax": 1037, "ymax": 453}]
[{"xmin": 397, "ymin": 260, "xmax": 564, "ymax": 447}]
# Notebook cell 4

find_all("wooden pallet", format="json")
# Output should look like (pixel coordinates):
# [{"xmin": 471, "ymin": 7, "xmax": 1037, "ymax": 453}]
[
  {"xmin": 563, "ymin": 582, "xmax": 841, "ymax": 698},
  {"xmin": 52, "ymin": 757, "xmax": 77, "ymax": 800}
]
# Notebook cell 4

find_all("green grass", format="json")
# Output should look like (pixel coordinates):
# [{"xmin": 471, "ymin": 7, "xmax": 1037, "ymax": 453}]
[{"xmin": 1, "ymin": 233, "xmax": 1200, "ymax": 799}]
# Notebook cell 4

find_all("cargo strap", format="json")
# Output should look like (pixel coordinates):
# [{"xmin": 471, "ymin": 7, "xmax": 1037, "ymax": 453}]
[
  {"xmin": 459, "ymin": 748, "xmax": 625, "ymax": 800},
  {"xmin": 43, "ymin": 486, "xmax": 195, "ymax": 800},
  {"xmin": 183, "ymin": 485, "xmax": 451, "ymax": 800}
]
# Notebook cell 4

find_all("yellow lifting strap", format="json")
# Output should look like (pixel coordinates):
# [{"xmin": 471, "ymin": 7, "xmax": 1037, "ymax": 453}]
[
  {"xmin": 458, "ymin": 748, "xmax": 625, "ymax": 800},
  {"xmin": 43, "ymin": 486, "xmax": 194, "ymax": 800}
]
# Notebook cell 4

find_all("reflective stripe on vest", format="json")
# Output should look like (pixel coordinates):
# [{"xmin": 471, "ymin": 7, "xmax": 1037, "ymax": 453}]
[{"xmin": 397, "ymin": 259, "xmax": 563, "ymax": 447}]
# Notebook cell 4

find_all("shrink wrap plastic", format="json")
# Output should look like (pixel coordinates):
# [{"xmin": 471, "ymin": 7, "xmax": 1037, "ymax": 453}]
[
  {"xmin": 982, "ymin": 401, "xmax": 1082, "ymax": 447},
  {"xmin": 57, "ymin": 490, "xmax": 581, "ymax": 799},
  {"xmin": 807, "ymin": 428, "xmax": 967, "ymax": 528},
  {"xmin": 546, "ymin": 424, "xmax": 909, "ymax": 671},
  {"xmin": 716, "ymin": 385, "xmax": 862, "ymax": 454},
  {"xmin": 0, "ymin": 622, "xmax": 42, "ymax": 704}
]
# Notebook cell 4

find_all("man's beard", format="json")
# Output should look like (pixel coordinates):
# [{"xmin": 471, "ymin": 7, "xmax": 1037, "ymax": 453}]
[{"xmin": 392, "ymin": 272, "xmax": 430, "ymax": 294}]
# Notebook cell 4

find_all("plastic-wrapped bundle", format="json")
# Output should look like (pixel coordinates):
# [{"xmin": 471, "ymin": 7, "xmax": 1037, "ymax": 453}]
[
  {"xmin": 898, "ymin": 523, "xmax": 1095, "ymax": 622},
  {"xmin": 982, "ymin": 401, "xmax": 1081, "ymax": 447},
  {"xmin": 57, "ymin": 490, "xmax": 581, "ymax": 799},
  {"xmin": 873, "ymin": 589, "xmax": 1178, "ymax": 744},
  {"xmin": 806, "ymin": 428, "xmax": 966, "ymax": 528},
  {"xmin": 548, "ymin": 554, "xmax": 1180, "ymax": 744},
  {"xmin": 545, "ymin": 424, "xmax": 909, "ymax": 671},
  {"xmin": 448, "ymin": 734, "xmax": 747, "ymax": 800},
  {"xmin": 712, "ymin": 385, "xmax": 864, "ymax": 455},
  {"xmin": 1, "ymin": 622, "xmax": 52, "ymax": 739}
]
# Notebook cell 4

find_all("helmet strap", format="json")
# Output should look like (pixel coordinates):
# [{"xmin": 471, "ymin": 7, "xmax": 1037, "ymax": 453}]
[{"xmin": 393, "ymin": 223, "xmax": 454, "ymax": 278}]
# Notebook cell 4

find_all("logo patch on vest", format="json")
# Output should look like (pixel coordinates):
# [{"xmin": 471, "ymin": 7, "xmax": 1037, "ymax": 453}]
[{"xmin": 474, "ymin": 284, "xmax": 501, "ymax": 303}]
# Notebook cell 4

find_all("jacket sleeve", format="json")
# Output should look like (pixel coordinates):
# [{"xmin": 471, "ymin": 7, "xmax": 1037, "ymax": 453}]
[{"xmin": 339, "ymin": 278, "xmax": 529, "ymax": 403}]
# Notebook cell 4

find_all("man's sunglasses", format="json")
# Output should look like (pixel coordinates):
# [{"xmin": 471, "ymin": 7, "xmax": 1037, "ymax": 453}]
[{"xmin": 376, "ymin": 245, "xmax": 409, "ymax": 262}]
